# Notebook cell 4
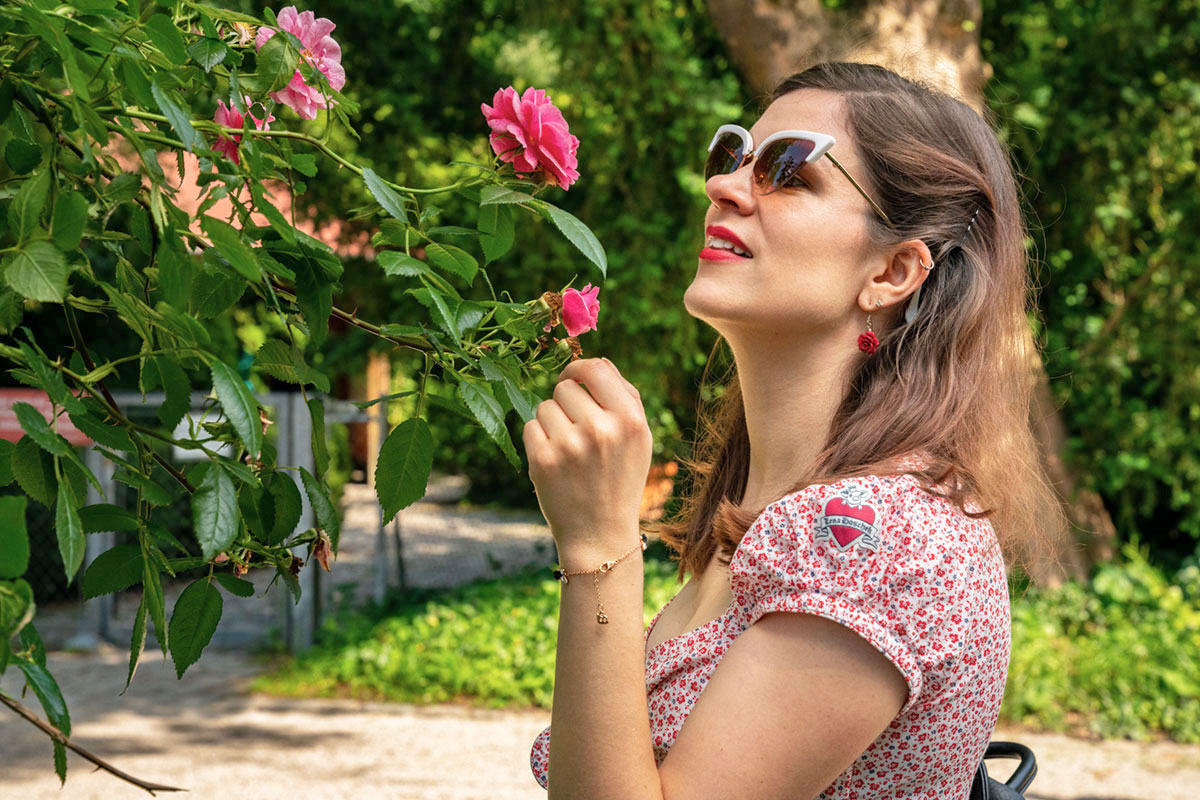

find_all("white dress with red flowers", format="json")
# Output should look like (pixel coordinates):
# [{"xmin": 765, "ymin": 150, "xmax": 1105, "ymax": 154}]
[{"xmin": 530, "ymin": 464, "xmax": 1012, "ymax": 799}]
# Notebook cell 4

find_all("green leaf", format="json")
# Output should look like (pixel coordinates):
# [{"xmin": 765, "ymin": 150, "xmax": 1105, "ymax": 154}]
[
  {"xmin": 407, "ymin": 287, "xmax": 459, "ymax": 339},
  {"xmin": 309, "ymin": 398, "xmax": 329, "ymax": 480},
  {"xmin": 51, "ymin": 191, "xmax": 88, "ymax": 251},
  {"xmin": 290, "ymin": 152, "xmax": 317, "ymax": 177},
  {"xmin": 150, "ymin": 78, "xmax": 200, "ymax": 152},
  {"xmin": 114, "ymin": 468, "xmax": 171, "ymax": 507},
  {"xmin": 0, "ymin": 496, "xmax": 29, "ymax": 579},
  {"xmin": 3, "ymin": 241, "xmax": 68, "ymax": 302},
  {"xmin": 362, "ymin": 167, "xmax": 407, "ymax": 220},
  {"xmin": 537, "ymin": 202, "xmax": 607, "ymax": 279},
  {"xmin": 255, "ymin": 339, "xmax": 328, "ymax": 392},
  {"xmin": 499, "ymin": 371, "xmax": 538, "ymax": 424},
  {"xmin": 168, "ymin": 578, "xmax": 223, "ymax": 679},
  {"xmin": 192, "ymin": 463, "xmax": 238, "ymax": 562},
  {"xmin": 375, "ymin": 418, "xmax": 434, "ymax": 525},
  {"xmin": 187, "ymin": 37, "xmax": 228, "ymax": 72},
  {"xmin": 201, "ymin": 215, "xmax": 262, "ymax": 282},
  {"xmin": 480, "ymin": 185, "xmax": 535, "ymax": 205},
  {"xmin": 478, "ymin": 203, "xmax": 514, "ymax": 265},
  {"xmin": 256, "ymin": 31, "xmax": 301, "ymax": 93},
  {"xmin": 424, "ymin": 242, "xmax": 478, "ymax": 284},
  {"xmin": 457, "ymin": 379, "xmax": 521, "ymax": 470},
  {"xmin": 13, "ymin": 402, "xmax": 70, "ymax": 457},
  {"xmin": 377, "ymin": 251, "xmax": 430, "ymax": 278},
  {"xmin": 0, "ymin": 578, "xmax": 35, "ymax": 643},
  {"xmin": 143, "ymin": 558, "xmax": 168, "ymax": 656},
  {"xmin": 19, "ymin": 623, "xmax": 45, "ymax": 667},
  {"xmin": 191, "ymin": 259, "xmax": 246, "ymax": 319},
  {"xmin": 124, "ymin": 596, "xmax": 147, "ymax": 693},
  {"xmin": 156, "ymin": 242, "xmax": 195, "ymax": 309},
  {"xmin": 17, "ymin": 659, "xmax": 70, "ymax": 735},
  {"xmin": 262, "ymin": 471, "xmax": 302, "ymax": 545},
  {"xmin": 0, "ymin": 289, "xmax": 24, "ymax": 334},
  {"xmin": 0, "ymin": 439, "xmax": 13, "ymax": 485},
  {"xmin": 151, "ymin": 355, "xmax": 191, "ymax": 431},
  {"xmin": 7, "ymin": 169, "xmax": 50, "ymax": 243},
  {"xmin": 55, "ymin": 480, "xmax": 84, "ymax": 584},
  {"xmin": 53, "ymin": 738, "xmax": 66, "ymax": 784},
  {"xmin": 210, "ymin": 360, "xmax": 261, "ymax": 458},
  {"xmin": 214, "ymin": 573, "xmax": 254, "ymax": 597},
  {"xmin": 299, "ymin": 467, "xmax": 340, "ymax": 552},
  {"xmin": 81, "ymin": 544, "xmax": 144, "ymax": 600},
  {"xmin": 144, "ymin": 14, "xmax": 189, "ymax": 64},
  {"xmin": 12, "ymin": 436, "xmax": 56, "ymax": 508},
  {"xmin": 5, "ymin": 138, "xmax": 42, "ymax": 173},
  {"xmin": 79, "ymin": 503, "xmax": 139, "ymax": 534}
]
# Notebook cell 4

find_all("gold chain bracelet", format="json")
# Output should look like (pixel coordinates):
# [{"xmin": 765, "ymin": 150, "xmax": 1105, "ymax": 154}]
[{"xmin": 553, "ymin": 532, "xmax": 648, "ymax": 624}]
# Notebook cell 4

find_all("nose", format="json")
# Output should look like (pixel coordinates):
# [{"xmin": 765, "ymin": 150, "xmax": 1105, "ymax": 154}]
[{"xmin": 704, "ymin": 160, "xmax": 757, "ymax": 215}]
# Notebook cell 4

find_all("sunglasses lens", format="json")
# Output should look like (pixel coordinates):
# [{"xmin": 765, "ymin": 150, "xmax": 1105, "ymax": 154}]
[
  {"xmin": 753, "ymin": 138, "xmax": 817, "ymax": 194},
  {"xmin": 705, "ymin": 132, "xmax": 746, "ymax": 181}
]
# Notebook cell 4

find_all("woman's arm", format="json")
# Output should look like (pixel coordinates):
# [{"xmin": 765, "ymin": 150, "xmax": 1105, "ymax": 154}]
[{"xmin": 546, "ymin": 528, "xmax": 663, "ymax": 800}]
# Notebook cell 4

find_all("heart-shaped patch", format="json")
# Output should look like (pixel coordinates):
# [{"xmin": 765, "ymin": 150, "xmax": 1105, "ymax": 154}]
[{"xmin": 814, "ymin": 483, "xmax": 882, "ymax": 553}]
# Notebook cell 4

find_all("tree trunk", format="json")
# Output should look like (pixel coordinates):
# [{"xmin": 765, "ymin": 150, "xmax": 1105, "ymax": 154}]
[{"xmin": 706, "ymin": 0, "xmax": 1117, "ymax": 587}]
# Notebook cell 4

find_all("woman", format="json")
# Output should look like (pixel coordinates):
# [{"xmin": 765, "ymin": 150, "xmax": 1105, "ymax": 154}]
[{"xmin": 522, "ymin": 61, "xmax": 1063, "ymax": 799}]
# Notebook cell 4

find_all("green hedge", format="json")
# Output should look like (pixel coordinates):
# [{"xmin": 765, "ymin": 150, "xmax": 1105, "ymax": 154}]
[{"xmin": 255, "ymin": 542, "xmax": 1200, "ymax": 742}]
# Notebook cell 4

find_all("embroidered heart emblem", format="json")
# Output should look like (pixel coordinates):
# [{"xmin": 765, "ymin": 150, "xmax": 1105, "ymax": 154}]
[{"xmin": 825, "ymin": 497, "xmax": 875, "ymax": 547}]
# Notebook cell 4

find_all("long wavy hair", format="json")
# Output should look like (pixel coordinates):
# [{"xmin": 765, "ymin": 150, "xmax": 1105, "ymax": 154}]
[{"xmin": 645, "ymin": 61, "xmax": 1065, "ymax": 588}]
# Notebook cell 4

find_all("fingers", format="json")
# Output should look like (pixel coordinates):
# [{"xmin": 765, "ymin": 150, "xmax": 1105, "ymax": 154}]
[{"xmin": 556, "ymin": 358, "xmax": 642, "ymax": 417}]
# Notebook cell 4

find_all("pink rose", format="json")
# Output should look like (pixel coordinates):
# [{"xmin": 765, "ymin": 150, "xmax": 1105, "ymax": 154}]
[
  {"xmin": 545, "ymin": 283, "xmax": 600, "ymax": 337},
  {"xmin": 212, "ymin": 97, "xmax": 276, "ymax": 165},
  {"xmin": 255, "ymin": 6, "xmax": 345, "ymax": 120},
  {"xmin": 481, "ymin": 86, "xmax": 580, "ymax": 190}
]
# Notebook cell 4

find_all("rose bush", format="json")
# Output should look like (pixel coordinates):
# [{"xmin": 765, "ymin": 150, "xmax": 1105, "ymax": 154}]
[{"xmin": 0, "ymin": 1, "xmax": 605, "ymax": 789}]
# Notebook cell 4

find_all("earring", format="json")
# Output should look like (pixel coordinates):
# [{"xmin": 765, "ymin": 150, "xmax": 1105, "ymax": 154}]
[{"xmin": 858, "ymin": 299, "xmax": 883, "ymax": 355}]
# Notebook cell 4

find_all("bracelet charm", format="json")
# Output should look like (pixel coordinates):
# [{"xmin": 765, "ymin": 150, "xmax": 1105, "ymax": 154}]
[{"xmin": 552, "ymin": 532, "xmax": 649, "ymax": 624}]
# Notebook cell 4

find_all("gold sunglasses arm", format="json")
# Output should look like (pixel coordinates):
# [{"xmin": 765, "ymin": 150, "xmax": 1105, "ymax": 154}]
[{"xmin": 824, "ymin": 152, "xmax": 895, "ymax": 228}]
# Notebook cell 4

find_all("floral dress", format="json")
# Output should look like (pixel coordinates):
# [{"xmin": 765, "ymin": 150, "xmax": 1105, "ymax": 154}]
[{"xmin": 530, "ymin": 462, "xmax": 1012, "ymax": 799}]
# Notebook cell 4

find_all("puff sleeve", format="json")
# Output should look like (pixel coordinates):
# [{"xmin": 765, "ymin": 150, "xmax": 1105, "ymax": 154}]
[
  {"xmin": 530, "ymin": 723, "xmax": 551, "ymax": 789},
  {"xmin": 728, "ymin": 473, "xmax": 996, "ymax": 719}
]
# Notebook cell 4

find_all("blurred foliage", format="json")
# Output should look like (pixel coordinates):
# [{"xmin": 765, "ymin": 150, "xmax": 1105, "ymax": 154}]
[
  {"xmin": 257, "ymin": 539, "xmax": 1200, "ymax": 742},
  {"xmin": 1003, "ymin": 542, "xmax": 1200, "ymax": 742},
  {"xmin": 982, "ymin": 0, "xmax": 1200, "ymax": 562},
  {"xmin": 232, "ymin": 0, "xmax": 748, "ymax": 508}
]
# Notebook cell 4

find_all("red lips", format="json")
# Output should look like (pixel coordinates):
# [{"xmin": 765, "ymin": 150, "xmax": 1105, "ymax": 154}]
[{"xmin": 700, "ymin": 225, "xmax": 753, "ymax": 261}]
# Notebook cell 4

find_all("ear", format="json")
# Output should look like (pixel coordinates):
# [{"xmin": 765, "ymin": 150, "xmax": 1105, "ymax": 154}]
[{"xmin": 859, "ymin": 240, "xmax": 933, "ymax": 315}]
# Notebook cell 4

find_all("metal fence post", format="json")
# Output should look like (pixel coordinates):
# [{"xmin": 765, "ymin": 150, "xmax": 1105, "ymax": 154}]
[{"xmin": 287, "ymin": 391, "xmax": 317, "ymax": 651}]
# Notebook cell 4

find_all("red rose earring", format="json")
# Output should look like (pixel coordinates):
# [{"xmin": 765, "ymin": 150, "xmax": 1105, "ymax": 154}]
[{"xmin": 857, "ymin": 299, "xmax": 884, "ymax": 355}]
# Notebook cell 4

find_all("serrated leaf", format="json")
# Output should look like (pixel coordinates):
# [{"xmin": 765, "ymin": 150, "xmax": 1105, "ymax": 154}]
[
  {"xmin": 3, "ymin": 241, "xmax": 68, "ymax": 302},
  {"xmin": 500, "ymin": 371, "xmax": 538, "ymax": 424},
  {"xmin": 457, "ymin": 380, "xmax": 521, "ymax": 470},
  {"xmin": 538, "ymin": 202, "xmax": 607, "ymax": 278},
  {"xmin": 12, "ymin": 436, "xmax": 56, "ymax": 507},
  {"xmin": 201, "ymin": 215, "xmax": 262, "ymax": 282},
  {"xmin": 214, "ymin": 573, "xmax": 254, "ymax": 597},
  {"xmin": 6, "ymin": 138, "xmax": 42, "ymax": 174},
  {"xmin": 408, "ymin": 287, "xmax": 459, "ymax": 339},
  {"xmin": 192, "ymin": 464, "xmax": 238, "ymax": 562},
  {"xmin": 144, "ymin": 14, "xmax": 189, "ymax": 64},
  {"xmin": 81, "ymin": 544, "xmax": 143, "ymax": 600},
  {"xmin": 52, "ymin": 740, "xmax": 66, "ymax": 784},
  {"xmin": 261, "ymin": 471, "xmax": 302, "ymax": 545},
  {"xmin": 18, "ymin": 660, "xmax": 69, "ymax": 735},
  {"xmin": 375, "ymin": 418, "xmax": 433, "ymax": 524},
  {"xmin": 187, "ymin": 37, "xmax": 227, "ymax": 72},
  {"xmin": 114, "ymin": 468, "xmax": 171, "ymax": 507},
  {"xmin": 124, "ymin": 596, "xmax": 147, "ymax": 693},
  {"xmin": 79, "ymin": 503, "xmax": 139, "ymax": 533},
  {"xmin": 7, "ymin": 169, "xmax": 50, "ymax": 242},
  {"xmin": 51, "ymin": 191, "xmax": 88, "ymax": 251},
  {"xmin": 0, "ymin": 496, "xmax": 29, "ymax": 579},
  {"xmin": 480, "ymin": 185, "xmax": 534, "ymax": 205},
  {"xmin": 478, "ymin": 203, "xmax": 514, "ymax": 265},
  {"xmin": 168, "ymin": 578, "xmax": 223, "ymax": 678},
  {"xmin": 0, "ymin": 439, "xmax": 12, "ymax": 485},
  {"xmin": 308, "ymin": 398, "xmax": 328, "ymax": 480},
  {"xmin": 255, "ymin": 339, "xmax": 328, "ymax": 392},
  {"xmin": 0, "ymin": 578, "xmax": 35, "ymax": 643},
  {"xmin": 256, "ymin": 31, "xmax": 300, "ymax": 93},
  {"xmin": 151, "ymin": 356, "xmax": 191, "ymax": 431},
  {"xmin": 362, "ymin": 167, "xmax": 407, "ymax": 220},
  {"xmin": 210, "ymin": 360, "xmax": 260, "ymax": 458},
  {"xmin": 13, "ymin": 402, "xmax": 71, "ymax": 457},
  {"xmin": 299, "ymin": 467, "xmax": 339, "ymax": 552},
  {"xmin": 55, "ymin": 481, "xmax": 84, "ymax": 584},
  {"xmin": 377, "ymin": 251, "xmax": 429, "ymax": 277},
  {"xmin": 150, "ymin": 78, "xmax": 200, "ymax": 152},
  {"xmin": 19, "ymin": 623, "xmax": 45, "ymax": 666},
  {"xmin": 424, "ymin": 242, "xmax": 478, "ymax": 284},
  {"xmin": 143, "ymin": 558, "xmax": 167, "ymax": 655}
]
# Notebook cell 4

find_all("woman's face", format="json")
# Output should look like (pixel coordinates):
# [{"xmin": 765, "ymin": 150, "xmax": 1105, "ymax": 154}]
[{"xmin": 684, "ymin": 89, "xmax": 885, "ymax": 344}]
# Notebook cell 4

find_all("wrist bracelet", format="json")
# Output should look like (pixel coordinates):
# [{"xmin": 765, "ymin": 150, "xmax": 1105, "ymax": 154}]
[{"xmin": 552, "ymin": 532, "xmax": 649, "ymax": 624}]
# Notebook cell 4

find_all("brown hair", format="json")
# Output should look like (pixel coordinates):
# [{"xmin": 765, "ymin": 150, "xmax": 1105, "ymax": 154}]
[{"xmin": 646, "ymin": 62, "xmax": 1065, "ymax": 589}]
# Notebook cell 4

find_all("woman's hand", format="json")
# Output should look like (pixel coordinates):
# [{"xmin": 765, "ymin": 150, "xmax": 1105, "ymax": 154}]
[{"xmin": 522, "ymin": 357, "xmax": 652, "ymax": 563}]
